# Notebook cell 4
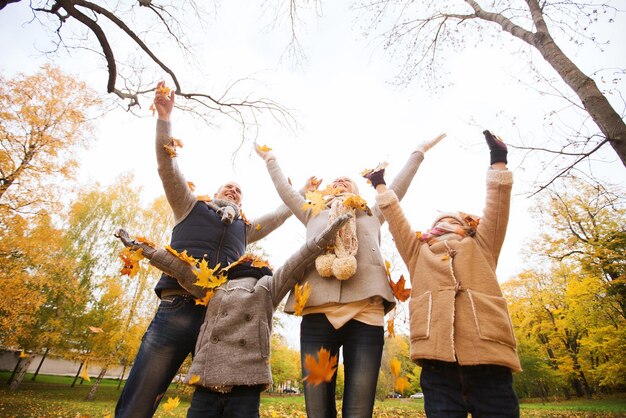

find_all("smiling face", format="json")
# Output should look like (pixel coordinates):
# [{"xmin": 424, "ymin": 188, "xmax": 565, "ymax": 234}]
[
  {"xmin": 215, "ymin": 182, "xmax": 242, "ymax": 206},
  {"xmin": 331, "ymin": 177, "xmax": 355, "ymax": 194},
  {"xmin": 434, "ymin": 216, "xmax": 463, "ymax": 228}
]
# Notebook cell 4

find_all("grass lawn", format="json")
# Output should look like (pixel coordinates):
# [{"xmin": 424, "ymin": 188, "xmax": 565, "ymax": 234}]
[{"xmin": 1, "ymin": 372, "xmax": 625, "ymax": 417}]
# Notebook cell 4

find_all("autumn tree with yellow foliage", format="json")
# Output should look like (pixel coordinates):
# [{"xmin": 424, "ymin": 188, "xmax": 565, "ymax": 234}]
[
  {"xmin": 503, "ymin": 177, "xmax": 626, "ymax": 399},
  {"xmin": 0, "ymin": 65, "xmax": 101, "ymax": 217}
]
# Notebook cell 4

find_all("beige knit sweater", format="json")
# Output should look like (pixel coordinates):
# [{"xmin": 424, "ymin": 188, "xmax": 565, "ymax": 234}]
[{"xmin": 375, "ymin": 169, "xmax": 522, "ymax": 372}]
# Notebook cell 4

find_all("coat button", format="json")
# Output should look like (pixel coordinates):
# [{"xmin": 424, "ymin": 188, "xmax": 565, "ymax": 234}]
[
  {"xmin": 245, "ymin": 314, "xmax": 253, "ymax": 321},
  {"xmin": 239, "ymin": 339, "xmax": 246, "ymax": 346},
  {"xmin": 211, "ymin": 336, "xmax": 219, "ymax": 343}
]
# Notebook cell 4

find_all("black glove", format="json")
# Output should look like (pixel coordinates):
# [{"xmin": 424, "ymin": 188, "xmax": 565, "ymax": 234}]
[
  {"xmin": 483, "ymin": 130, "xmax": 508, "ymax": 165},
  {"xmin": 364, "ymin": 169, "xmax": 386, "ymax": 188}
]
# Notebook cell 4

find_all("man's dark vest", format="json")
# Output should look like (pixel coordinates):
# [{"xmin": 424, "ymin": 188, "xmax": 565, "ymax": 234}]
[{"xmin": 154, "ymin": 201, "xmax": 247, "ymax": 296}]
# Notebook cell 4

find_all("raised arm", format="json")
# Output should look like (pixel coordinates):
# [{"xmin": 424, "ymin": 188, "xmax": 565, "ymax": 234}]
[
  {"xmin": 115, "ymin": 228, "xmax": 207, "ymax": 299},
  {"xmin": 153, "ymin": 81, "xmax": 197, "ymax": 223},
  {"xmin": 269, "ymin": 214, "xmax": 351, "ymax": 307},
  {"xmin": 363, "ymin": 170, "xmax": 422, "ymax": 267},
  {"xmin": 255, "ymin": 144, "xmax": 311, "ymax": 225},
  {"xmin": 246, "ymin": 177, "xmax": 319, "ymax": 243},
  {"xmin": 473, "ymin": 130, "xmax": 512, "ymax": 265}
]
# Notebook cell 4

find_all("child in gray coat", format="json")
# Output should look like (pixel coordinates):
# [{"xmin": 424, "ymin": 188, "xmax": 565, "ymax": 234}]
[{"xmin": 116, "ymin": 214, "xmax": 350, "ymax": 417}]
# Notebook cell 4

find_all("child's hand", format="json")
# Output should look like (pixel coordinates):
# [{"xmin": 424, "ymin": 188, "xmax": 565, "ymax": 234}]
[{"xmin": 483, "ymin": 130, "xmax": 508, "ymax": 165}]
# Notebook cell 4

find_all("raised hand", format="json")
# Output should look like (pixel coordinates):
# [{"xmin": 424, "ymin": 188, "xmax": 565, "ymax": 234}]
[
  {"xmin": 304, "ymin": 176, "xmax": 322, "ymax": 192},
  {"xmin": 416, "ymin": 133, "xmax": 446, "ymax": 154},
  {"xmin": 362, "ymin": 167, "xmax": 386, "ymax": 189},
  {"xmin": 483, "ymin": 130, "xmax": 508, "ymax": 165},
  {"xmin": 254, "ymin": 142, "xmax": 276, "ymax": 162},
  {"xmin": 153, "ymin": 80, "xmax": 175, "ymax": 121}
]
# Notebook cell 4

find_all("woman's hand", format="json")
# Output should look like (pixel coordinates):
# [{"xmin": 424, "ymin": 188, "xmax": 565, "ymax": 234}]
[
  {"xmin": 254, "ymin": 142, "xmax": 276, "ymax": 163},
  {"xmin": 153, "ymin": 81, "xmax": 175, "ymax": 121},
  {"xmin": 416, "ymin": 133, "xmax": 446, "ymax": 154}
]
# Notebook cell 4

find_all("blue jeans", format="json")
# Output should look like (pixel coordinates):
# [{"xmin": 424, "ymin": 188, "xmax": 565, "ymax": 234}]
[
  {"xmin": 186, "ymin": 385, "xmax": 263, "ymax": 417},
  {"xmin": 115, "ymin": 295, "xmax": 206, "ymax": 418},
  {"xmin": 300, "ymin": 314, "xmax": 384, "ymax": 418},
  {"xmin": 420, "ymin": 360, "xmax": 519, "ymax": 418}
]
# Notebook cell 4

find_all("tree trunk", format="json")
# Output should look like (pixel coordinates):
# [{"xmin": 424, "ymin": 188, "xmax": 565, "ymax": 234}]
[
  {"xmin": 71, "ymin": 361, "xmax": 84, "ymax": 388},
  {"xmin": 532, "ymin": 32, "xmax": 626, "ymax": 166},
  {"xmin": 86, "ymin": 366, "xmax": 107, "ymax": 401},
  {"xmin": 31, "ymin": 348, "xmax": 50, "ymax": 381},
  {"xmin": 9, "ymin": 356, "xmax": 34, "ymax": 391},
  {"xmin": 117, "ymin": 364, "xmax": 126, "ymax": 390}
]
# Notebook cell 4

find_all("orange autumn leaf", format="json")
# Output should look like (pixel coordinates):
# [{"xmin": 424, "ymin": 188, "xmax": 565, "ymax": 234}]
[
  {"xmin": 257, "ymin": 144, "xmax": 272, "ymax": 152},
  {"xmin": 18, "ymin": 350, "xmax": 29, "ymax": 359},
  {"xmin": 394, "ymin": 376, "xmax": 410, "ymax": 394},
  {"xmin": 360, "ymin": 161, "xmax": 388, "ymax": 182},
  {"xmin": 88, "ymin": 326, "xmax": 104, "ymax": 333},
  {"xmin": 193, "ymin": 260, "xmax": 227, "ymax": 289},
  {"xmin": 187, "ymin": 181, "xmax": 196, "ymax": 192},
  {"xmin": 224, "ymin": 253, "xmax": 272, "ymax": 272},
  {"xmin": 415, "ymin": 231, "xmax": 423, "ymax": 240},
  {"xmin": 119, "ymin": 247, "xmax": 144, "ymax": 277},
  {"xmin": 387, "ymin": 314, "xmax": 396, "ymax": 338},
  {"xmin": 294, "ymin": 282, "xmax": 311, "ymax": 316},
  {"xmin": 197, "ymin": 195, "xmax": 213, "ymax": 203},
  {"xmin": 389, "ymin": 274, "xmax": 411, "ymax": 302},
  {"xmin": 303, "ymin": 348, "xmax": 338, "ymax": 386},
  {"xmin": 163, "ymin": 137, "xmax": 183, "ymax": 158},
  {"xmin": 156, "ymin": 85, "xmax": 171, "ymax": 97},
  {"xmin": 137, "ymin": 236, "xmax": 156, "ymax": 247},
  {"xmin": 390, "ymin": 357, "xmax": 401, "ymax": 377},
  {"xmin": 461, "ymin": 212, "xmax": 480, "ymax": 230},
  {"xmin": 165, "ymin": 246, "xmax": 198, "ymax": 265},
  {"xmin": 302, "ymin": 191, "xmax": 326, "ymax": 216},
  {"xmin": 188, "ymin": 375, "xmax": 201, "ymax": 385},
  {"xmin": 342, "ymin": 194, "xmax": 371, "ymax": 215},
  {"xmin": 162, "ymin": 396, "xmax": 180, "ymax": 412},
  {"xmin": 240, "ymin": 210, "xmax": 251, "ymax": 225},
  {"xmin": 255, "ymin": 224, "xmax": 262, "ymax": 231},
  {"xmin": 195, "ymin": 291, "xmax": 214, "ymax": 306},
  {"xmin": 319, "ymin": 184, "xmax": 341, "ymax": 197}
]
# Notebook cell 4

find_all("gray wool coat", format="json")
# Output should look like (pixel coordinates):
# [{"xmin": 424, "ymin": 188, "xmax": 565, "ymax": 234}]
[{"xmin": 147, "ymin": 215, "xmax": 349, "ymax": 389}]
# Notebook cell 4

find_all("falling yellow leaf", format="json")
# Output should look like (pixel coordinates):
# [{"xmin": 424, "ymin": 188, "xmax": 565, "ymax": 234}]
[
  {"xmin": 163, "ymin": 137, "xmax": 183, "ymax": 158},
  {"xmin": 188, "ymin": 375, "xmax": 201, "ymax": 385},
  {"xmin": 302, "ymin": 191, "xmax": 326, "ymax": 216},
  {"xmin": 257, "ymin": 144, "xmax": 272, "ymax": 152},
  {"xmin": 137, "ymin": 236, "xmax": 156, "ymax": 247},
  {"xmin": 88, "ymin": 326, "xmax": 104, "ymax": 333},
  {"xmin": 80, "ymin": 359, "xmax": 90, "ymax": 382},
  {"xmin": 343, "ymin": 194, "xmax": 371, "ymax": 215},
  {"xmin": 156, "ymin": 85, "xmax": 171, "ymax": 97},
  {"xmin": 224, "ymin": 253, "xmax": 272, "ymax": 272},
  {"xmin": 193, "ymin": 260, "xmax": 227, "ymax": 289},
  {"xmin": 255, "ymin": 224, "xmax": 262, "ymax": 231},
  {"xmin": 195, "ymin": 291, "xmax": 214, "ymax": 306},
  {"xmin": 165, "ymin": 246, "xmax": 198, "ymax": 266},
  {"xmin": 415, "ymin": 231, "xmax": 423, "ymax": 240},
  {"xmin": 197, "ymin": 195, "xmax": 213, "ymax": 203},
  {"xmin": 319, "ymin": 184, "xmax": 341, "ymax": 197},
  {"xmin": 294, "ymin": 282, "xmax": 311, "ymax": 316},
  {"xmin": 240, "ymin": 210, "xmax": 251, "ymax": 225},
  {"xmin": 360, "ymin": 161, "xmax": 388, "ymax": 181},
  {"xmin": 162, "ymin": 396, "xmax": 180, "ymax": 412},
  {"xmin": 384, "ymin": 260, "xmax": 392, "ymax": 279},
  {"xmin": 18, "ymin": 350, "xmax": 28, "ymax": 359},
  {"xmin": 119, "ymin": 247, "xmax": 144, "ymax": 277},
  {"xmin": 390, "ymin": 357, "xmax": 401, "ymax": 377},
  {"xmin": 187, "ymin": 181, "xmax": 196, "ymax": 192},
  {"xmin": 441, "ymin": 254, "xmax": 450, "ymax": 261},
  {"xmin": 303, "ymin": 348, "xmax": 338, "ymax": 386},
  {"xmin": 387, "ymin": 315, "xmax": 395, "ymax": 338},
  {"xmin": 394, "ymin": 376, "xmax": 410, "ymax": 394}
]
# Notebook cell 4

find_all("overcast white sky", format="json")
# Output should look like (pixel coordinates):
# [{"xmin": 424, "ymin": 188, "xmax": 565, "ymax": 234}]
[{"xmin": 2, "ymin": 1, "xmax": 625, "ymax": 346}]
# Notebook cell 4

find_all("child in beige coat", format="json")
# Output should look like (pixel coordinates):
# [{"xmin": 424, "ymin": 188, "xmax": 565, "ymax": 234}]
[{"xmin": 365, "ymin": 131, "xmax": 521, "ymax": 417}]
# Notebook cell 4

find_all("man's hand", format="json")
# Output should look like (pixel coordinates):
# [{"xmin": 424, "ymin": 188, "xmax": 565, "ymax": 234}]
[
  {"xmin": 154, "ymin": 80, "xmax": 175, "ymax": 121},
  {"xmin": 254, "ymin": 142, "xmax": 276, "ymax": 162}
]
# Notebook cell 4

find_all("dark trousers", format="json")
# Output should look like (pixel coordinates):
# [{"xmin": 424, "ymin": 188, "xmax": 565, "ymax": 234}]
[
  {"xmin": 300, "ymin": 313, "xmax": 384, "ymax": 418},
  {"xmin": 420, "ymin": 360, "xmax": 519, "ymax": 418},
  {"xmin": 115, "ymin": 295, "xmax": 206, "ymax": 418},
  {"xmin": 186, "ymin": 385, "xmax": 263, "ymax": 418}
]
